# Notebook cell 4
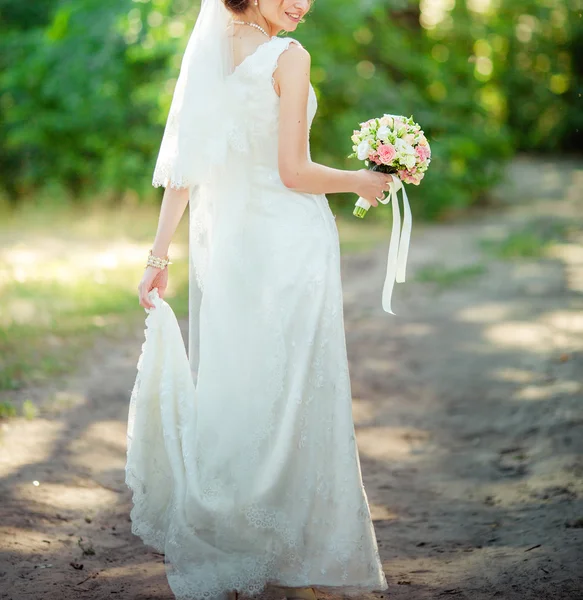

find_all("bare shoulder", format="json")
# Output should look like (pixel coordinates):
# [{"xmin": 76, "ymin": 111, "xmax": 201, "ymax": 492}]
[
  {"xmin": 273, "ymin": 40, "xmax": 310, "ymax": 96},
  {"xmin": 277, "ymin": 39, "xmax": 311, "ymax": 71}
]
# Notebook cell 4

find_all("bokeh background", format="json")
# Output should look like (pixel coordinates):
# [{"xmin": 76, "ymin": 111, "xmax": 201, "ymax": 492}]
[
  {"xmin": 1, "ymin": 2, "xmax": 583, "ymax": 597},
  {"xmin": 1, "ymin": 0, "xmax": 581, "ymax": 217},
  {"xmin": 0, "ymin": 0, "xmax": 581, "ymax": 393}
]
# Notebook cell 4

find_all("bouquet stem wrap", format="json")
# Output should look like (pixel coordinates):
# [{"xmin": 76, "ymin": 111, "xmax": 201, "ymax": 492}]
[{"xmin": 366, "ymin": 174, "xmax": 412, "ymax": 315}]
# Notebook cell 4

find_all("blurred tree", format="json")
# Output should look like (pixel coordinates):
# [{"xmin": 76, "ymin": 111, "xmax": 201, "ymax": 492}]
[
  {"xmin": 0, "ymin": 0, "xmax": 580, "ymax": 217},
  {"xmin": 294, "ymin": 0, "xmax": 513, "ymax": 218},
  {"xmin": 491, "ymin": 0, "xmax": 582, "ymax": 151},
  {"xmin": 0, "ymin": 0, "xmax": 58, "ymax": 29},
  {"xmin": 0, "ymin": 0, "xmax": 181, "ymax": 201}
]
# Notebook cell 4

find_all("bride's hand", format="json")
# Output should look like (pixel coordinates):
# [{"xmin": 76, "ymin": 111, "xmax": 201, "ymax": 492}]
[
  {"xmin": 138, "ymin": 266, "xmax": 168, "ymax": 309},
  {"xmin": 352, "ymin": 169, "xmax": 392, "ymax": 206}
]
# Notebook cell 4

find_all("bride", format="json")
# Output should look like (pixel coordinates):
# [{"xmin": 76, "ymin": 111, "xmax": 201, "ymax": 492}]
[{"xmin": 127, "ymin": 1, "xmax": 392, "ymax": 599}]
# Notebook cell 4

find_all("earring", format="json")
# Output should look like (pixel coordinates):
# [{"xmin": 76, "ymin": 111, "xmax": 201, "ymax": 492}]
[{"xmin": 254, "ymin": 0, "xmax": 258, "ymax": 4}]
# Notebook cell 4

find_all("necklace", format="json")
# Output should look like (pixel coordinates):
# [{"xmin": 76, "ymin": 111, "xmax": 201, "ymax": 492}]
[{"xmin": 232, "ymin": 20, "xmax": 271, "ymax": 38}]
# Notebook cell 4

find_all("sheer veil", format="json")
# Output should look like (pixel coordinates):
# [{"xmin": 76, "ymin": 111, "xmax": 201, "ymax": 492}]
[
  {"xmin": 152, "ymin": 0, "xmax": 235, "ymax": 189},
  {"xmin": 150, "ymin": 0, "xmax": 245, "ymax": 385}
]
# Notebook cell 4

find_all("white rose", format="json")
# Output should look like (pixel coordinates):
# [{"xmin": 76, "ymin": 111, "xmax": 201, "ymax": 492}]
[
  {"xmin": 394, "ymin": 138, "xmax": 408, "ymax": 152},
  {"xmin": 377, "ymin": 125, "xmax": 390, "ymax": 141},
  {"xmin": 380, "ymin": 115, "xmax": 394, "ymax": 128},
  {"xmin": 404, "ymin": 154, "xmax": 416, "ymax": 169},
  {"xmin": 394, "ymin": 137, "xmax": 414, "ymax": 155},
  {"xmin": 357, "ymin": 140, "xmax": 371, "ymax": 160}
]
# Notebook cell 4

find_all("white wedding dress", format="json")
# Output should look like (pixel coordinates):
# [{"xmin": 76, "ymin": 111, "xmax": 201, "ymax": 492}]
[{"xmin": 126, "ymin": 36, "xmax": 388, "ymax": 600}]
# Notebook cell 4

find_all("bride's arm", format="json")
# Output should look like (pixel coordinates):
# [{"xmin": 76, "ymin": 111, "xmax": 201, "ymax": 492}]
[
  {"xmin": 137, "ymin": 185, "xmax": 189, "ymax": 309},
  {"xmin": 275, "ymin": 44, "xmax": 387, "ymax": 204},
  {"xmin": 150, "ymin": 186, "xmax": 190, "ymax": 259}
]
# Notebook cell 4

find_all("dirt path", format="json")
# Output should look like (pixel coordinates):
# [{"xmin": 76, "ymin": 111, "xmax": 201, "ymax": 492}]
[{"xmin": 1, "ymin": 155, "xmax": 582, "ymax": 600}]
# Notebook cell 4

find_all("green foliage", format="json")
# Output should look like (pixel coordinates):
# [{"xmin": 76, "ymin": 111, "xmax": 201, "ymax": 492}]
[
  {"xmin": 491, "ymin": 0, "xmax": 582, "ymax": 151},
  {"xmin": 22, "ymin": 399, "xmax": 38, "ymax": 420},
  {"xmin": 0, "ymin": 0, "xmax": 179, "ymax": 199},
  {"xmin": 414, "ymin": 262, "xmax": 487, "ymax": 289},
  {"xmin": 480, "ymin": 218, "xmax": 572, "ymax": 259},
  {"xmin": 0, "ymin": 0, "xmax": 581, "ymax": 218},
  {"xmin": 0, "ymin": 401, "xmax": 17, "ymax": 419}
]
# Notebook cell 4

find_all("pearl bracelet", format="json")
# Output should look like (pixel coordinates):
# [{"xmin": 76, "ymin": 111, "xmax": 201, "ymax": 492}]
[{"xmin": 146, "ymin": 249, "xmax": 172, "ymax": 269}]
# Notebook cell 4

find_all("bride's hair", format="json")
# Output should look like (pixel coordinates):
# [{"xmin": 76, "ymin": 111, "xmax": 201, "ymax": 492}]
[{"xmin": 223, "ymin": 0, "xmax": 249, "ymax": 13}]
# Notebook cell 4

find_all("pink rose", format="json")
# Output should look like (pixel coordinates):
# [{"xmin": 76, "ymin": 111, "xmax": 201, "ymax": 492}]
[
  {"xmin": 368, "ymin": 148, "xmax": 380, "ymax": 164},
  {"xmin": 398, "ymin": 167, "xmax": 423, "ymax": 185},
  {"xmin": 377, "ymin": 143, "xmax": 396, "ymax": 165},
  {"xmin": 409, "ymin": 170, "xmax": 424, "ymax": 185},
  {"xmin": 415, "ymin": 145, "xmax": 430, "ymax": 162},
  {"xmin": 393, "ymin": 119, "xmax": 406, "ymax": 134}
]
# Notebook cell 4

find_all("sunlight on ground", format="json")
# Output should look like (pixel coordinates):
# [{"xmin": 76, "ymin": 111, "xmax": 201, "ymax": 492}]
[
  {"xmin": 543, "ymin": 310, "xmax": 583, "ymax": 333},
  {"xmin": 548, "ymin": 243, "xmax": 583, "ymax": 293},
  {"xmin": 0, "ymin": 204, "xmax": 383, "ymax": 393},
  {"xmin": 491, "ymin": 367, "xmax": 538, "ymax": 384},
  {"xmin": 368, "ymin": 502, "xmax": 399, "ymax": 521},
  {"xmin": 0, "ymin": 420, "xmax": 64, "ymax": 478},
  {"xmin": 384, "ymin": 546, "xmax": 547, "ymax": 588},
  {"xmin": 11, "ymin": 480, "xmax": 119, "ymax": 511},
  {"xmin": 0, "ymin": 527, "xmax": 66, "ymax": 552},
  {"xmin": 513, "ymin": 380, "xmax": 581, "ymax": 402},
  {"xmin": 458, "ymin": 302, "xmax": 515, "ymax": 323},
  {"xmin": 484, "ymin": 321, "xmax": 551, "ymax": 351},
  {"xmin": 0, "ymin": 205, "xmax": 189, "ymax": 392},
  {"xmin": 69, "ymin": 421, "xmax": 128, "ymax": 473},
  {"xmin": 398, "ymin": 322, "xmax": 435, "ymax": 337},
  {"xmin": 97, "ymin": 562, "xmax": 167, "ymax": 581},
  {"xmin": 352, "ymin": 398, "xmax": 384, "ymax": 425},
  {"xmin": 357, "ymin": 426, "xmax": 429, "ymax": 462}
]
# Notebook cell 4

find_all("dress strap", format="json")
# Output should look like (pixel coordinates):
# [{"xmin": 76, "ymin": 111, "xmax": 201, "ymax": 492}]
[
  {"xmin": 264, "ymin": 37, "xmax": 304, "ymax": 85},
  {"xmin": 229, "ymin": 36, "xmax": 302, "ymax": 85}
]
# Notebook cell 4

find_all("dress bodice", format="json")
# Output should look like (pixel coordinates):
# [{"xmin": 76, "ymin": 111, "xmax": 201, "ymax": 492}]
[{"xmin": 225, "ymin": 36, "xmax": 317, "ymax": 170}]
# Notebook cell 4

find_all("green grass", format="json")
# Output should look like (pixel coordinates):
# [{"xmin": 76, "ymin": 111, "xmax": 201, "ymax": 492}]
[
  {"xmin": 0, "ymin": 202, "xmax": 190, "ymax": 393},
  {"xmin": 0, "ymin": 203, "xmax": 380, "ymax": 397},
  {"xmin": 414, "ymin": 263, "xmax": 487, "ymax": 289},
  {"xmin": 337, "ymin": 218, "xmax": 387, "ymax": 253},
  {"xmin": 480, "ymin": 219, "xmax": 572, "ymax": 260},
  {"xmin": 0, "ymin": 267, "xmax": 190, "ymax": 391},
  {"xmin": 22, "ymin": 399, "xmax": 38, "ymax": 420},
  {"xmin": 0, "ymin": 401, "xmax": 18, "ymax": 419}
]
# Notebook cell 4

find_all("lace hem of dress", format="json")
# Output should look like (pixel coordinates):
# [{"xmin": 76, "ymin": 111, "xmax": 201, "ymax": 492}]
[{"xmin": 126, "ymin": 288, "xmax": 389, "ymax": 599}]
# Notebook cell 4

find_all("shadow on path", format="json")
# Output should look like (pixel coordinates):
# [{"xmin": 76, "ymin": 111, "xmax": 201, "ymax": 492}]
[{"xmin": 0, "ymin": 155, "xmax": 582, "ymax": 600}]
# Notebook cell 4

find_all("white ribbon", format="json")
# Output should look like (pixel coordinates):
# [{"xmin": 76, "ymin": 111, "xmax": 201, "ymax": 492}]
[{"xmin": 374, "ymin": 174, "xmax": 412, "ymax": 315}]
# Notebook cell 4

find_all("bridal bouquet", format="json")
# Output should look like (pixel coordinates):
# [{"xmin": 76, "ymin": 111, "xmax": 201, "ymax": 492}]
[
  {"xmin": 349, "ymin": 114, "xmax": 431, "ymax": 218},
  {"xmin": 346, "ymin": 113, "xmax": 431, "ymax": 315}
]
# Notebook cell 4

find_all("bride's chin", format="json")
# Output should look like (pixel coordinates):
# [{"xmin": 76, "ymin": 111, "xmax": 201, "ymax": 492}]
[
  {"xmin": 281, "ymin": 22, "xmax": 298, "ymax": 32},
  {"xmin": 282, "ymin": 14, "xmax": 301, "ymax": 30}
]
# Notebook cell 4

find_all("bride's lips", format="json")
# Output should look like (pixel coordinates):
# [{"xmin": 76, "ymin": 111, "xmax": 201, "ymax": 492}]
[{"xmin": 285, "ymin": 11, "xmax": 301, "ymax": 23}]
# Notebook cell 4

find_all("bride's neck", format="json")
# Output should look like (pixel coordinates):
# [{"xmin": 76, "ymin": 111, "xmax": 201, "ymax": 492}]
[{"xmin": 235, "ymin": 8, "xmax": 277, "ymax": 37}]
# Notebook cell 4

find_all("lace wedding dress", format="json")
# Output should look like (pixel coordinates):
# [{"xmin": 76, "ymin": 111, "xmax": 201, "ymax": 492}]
[{"xmin": 126, "ymin": 36, "xmax": 388, "ymax": 600}]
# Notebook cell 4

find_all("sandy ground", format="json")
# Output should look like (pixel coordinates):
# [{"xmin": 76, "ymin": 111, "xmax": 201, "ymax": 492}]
[{"xmin": 0, "ymin": 155, "xmax": 582, "ymax": 600}]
